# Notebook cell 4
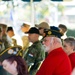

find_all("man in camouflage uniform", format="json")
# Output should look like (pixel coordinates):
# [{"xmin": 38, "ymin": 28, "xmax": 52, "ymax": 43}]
[
  {"xmin": 0, "ymin": 24, "xmax": 11, "ymax": 50},
  {"xmin": 35, "ymin": 22, "xmax": 50, "ymax": 57},
  {"xmin": 23, "ymin": 27, "xmax": 45, "ymax": 75}
]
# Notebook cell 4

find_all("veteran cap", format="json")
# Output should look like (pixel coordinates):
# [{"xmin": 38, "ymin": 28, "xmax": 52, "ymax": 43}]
[
  {"xmin": 44, "ymin": 26, "xmax": 63, "ymax": 38},
  {"xmin": 25, "ymin": 27, "xmax": 39, "ymax": 34},
  {"xmin": 35, "ymin": 22, "xmax": 50, "ymax": 29},
  {"xmin": 0, "ymin": 45, "xmax": 23, "ymax": 62}
]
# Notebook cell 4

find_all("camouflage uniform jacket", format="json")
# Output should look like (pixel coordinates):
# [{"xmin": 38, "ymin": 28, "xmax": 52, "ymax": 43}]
[{"xmin": 24, "ymin": 41, "xmax": 45, "ymax": 75}]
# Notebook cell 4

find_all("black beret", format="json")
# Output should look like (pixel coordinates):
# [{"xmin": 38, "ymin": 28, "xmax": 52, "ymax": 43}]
[
  {"xmin": 44, "ymin": 26, "xmax": 63, "ymax": 38},
  {"xmin": 25, "ymin": 27, "xmax": 39, "ymax": 34},
  {"xmin": 0, "ymin": 45, "xmax": 23, "ymax": 62}
]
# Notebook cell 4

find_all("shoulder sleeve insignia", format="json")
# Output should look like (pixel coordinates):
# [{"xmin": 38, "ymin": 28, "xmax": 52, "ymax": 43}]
[{"xmin": 29, "ymin": 53, "xmax": 33, "ymax": 57}]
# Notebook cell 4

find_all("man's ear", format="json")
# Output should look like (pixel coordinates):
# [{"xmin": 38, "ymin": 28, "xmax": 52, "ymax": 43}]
[
  {"xmin": 71, "ymin": 45, "xmax": 75, "ymax": 50},
  {"xmin": 53, "ymin": 37, "xmax": 57, "ymax": 45},
  {"xmin": 13, "ymin": 61, "xmax": 17, "ymax": 67}
]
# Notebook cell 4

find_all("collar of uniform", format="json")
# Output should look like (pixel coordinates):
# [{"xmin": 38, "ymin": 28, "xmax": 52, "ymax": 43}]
[
  {"xmin": 33, "ymin": 40, "xmax": 40, "ymax": 44},
  {"xmin": 48, "ymin": 47, "xmax": 63, "ymax": 55}
]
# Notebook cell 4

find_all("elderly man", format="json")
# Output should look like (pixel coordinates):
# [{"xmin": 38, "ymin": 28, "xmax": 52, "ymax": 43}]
[
  {"xmin": 36, "ymin": 26, "xmax": 72, "ymax": 75},
  {"xmin": 23, "ymin": 27, "xmax": 45, "ymax": 75}
]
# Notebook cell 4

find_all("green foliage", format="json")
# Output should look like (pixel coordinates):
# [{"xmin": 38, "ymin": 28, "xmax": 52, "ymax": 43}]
[
  {"xmin": 67, "ymin": 29, "xmax": 75, "ymax": 37},
  {"xmin": 57, "ymin": 3, "xmax": 65, "ymax": 12}
]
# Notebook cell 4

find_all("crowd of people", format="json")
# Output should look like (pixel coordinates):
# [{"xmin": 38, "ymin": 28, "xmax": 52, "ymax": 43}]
[{"xmin": 0, "ymin": 22, "xmax": 75, "ymax": 75}]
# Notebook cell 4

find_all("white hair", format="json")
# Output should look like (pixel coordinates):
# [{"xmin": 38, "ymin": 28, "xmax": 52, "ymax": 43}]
[
  {"xmin": 55, "ymin": 37, "xmax": 62, "ymax": 45},
  {"xmin": 50, "ymin": 37, "xmax": 63, "ymax": 47},
  {"xmin": 43, "ymin": 36, "xmax": 63, "ymax": 53}
]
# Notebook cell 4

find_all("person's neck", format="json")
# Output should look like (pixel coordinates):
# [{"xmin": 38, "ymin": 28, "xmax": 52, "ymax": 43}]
[
  {"xmin": 32, "ymin": 38, "xmax": 39, "ymax": 43},
  {"xmin": 67, "ymin": 50, "xmax": 74, "ymax": 55},
  {"xmin": 33, "ymin": 40, "xmax": 39, "ymax": 43}
]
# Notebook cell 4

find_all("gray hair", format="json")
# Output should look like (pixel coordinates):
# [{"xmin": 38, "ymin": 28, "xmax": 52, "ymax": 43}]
[
  {"xmin": 50, "ymin": 37, "xmax": 63, "ymax": 47},
  {"xmin": 64, "ymin": 37, "xmax": 75, "ymax": 50}
]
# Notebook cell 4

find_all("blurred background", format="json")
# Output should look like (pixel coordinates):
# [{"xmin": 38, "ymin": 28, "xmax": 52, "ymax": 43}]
[{"xmin": 0, "ymin": 0, "xmax": 75, "ymax": 45}]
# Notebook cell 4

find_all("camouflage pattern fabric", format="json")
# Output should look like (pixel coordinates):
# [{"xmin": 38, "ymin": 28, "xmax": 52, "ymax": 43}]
[{"xmin": 23, "ymin": 41, "xmax": 45, "ymax": 75}]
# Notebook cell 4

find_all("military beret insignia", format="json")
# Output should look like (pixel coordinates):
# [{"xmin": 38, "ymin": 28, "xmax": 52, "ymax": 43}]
[
  {"xmin": 8, "ymin": 49, "xmax": 14, "ymax": 54},
  {"xmin": 43, "ymin": 26, "xmax": 63, "ymax": 38},
  {"xmin": 48, "ymin": 31, "xmax": 52, "ymax": 35}
]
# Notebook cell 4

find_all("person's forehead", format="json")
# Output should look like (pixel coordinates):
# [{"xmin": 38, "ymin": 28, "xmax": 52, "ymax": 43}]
[
  {"xmin": 44, "ymin": 36, "xmax": 52, "ymax": 39},
  {"xmin": 44, "ymin": 37, "xmax": 50, "ymax": 41},
  {"xmin": 63, "ymin": 41, "xmax": 68, "ymax": 44},
  {"xmin": 63, "ymin": 41, "xmax": 71, "ymax": 46},
  {"xmin": 29, "ymin": 33, "xmax": 38, "ymax": 35},
  {"xmin": 2, "ymin": 60, "xmax": 8, "ymax": 65}
]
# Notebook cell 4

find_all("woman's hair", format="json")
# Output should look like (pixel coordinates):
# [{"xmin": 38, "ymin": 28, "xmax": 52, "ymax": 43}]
[
  {"xmin": 64, "ymin": 37, "xmax": 75, "ymax": 50},
  {"xmin": 6, "ymin": 56, "xmax": 29, "ymax": 75}
]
